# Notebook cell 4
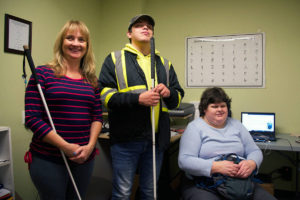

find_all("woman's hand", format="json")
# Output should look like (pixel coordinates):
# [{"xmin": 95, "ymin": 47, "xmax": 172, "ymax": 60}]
[
  {"xmin": 211, "ymin": 160, "xmax": 240, "ymax": 177},
  {"xmin": 59, "ymin": 142, "xmax": 81, "ymax": 158},
  {"xmin": 42, "ymin": 130, "xmax": 81, "ymax": 158},
  {"xmin": 69, "ymin": 144, "xmax": 94, "ymax": 164},
  {"xmin": 235, "ymin": 160, "xmax": 257, "ymax": 178}
]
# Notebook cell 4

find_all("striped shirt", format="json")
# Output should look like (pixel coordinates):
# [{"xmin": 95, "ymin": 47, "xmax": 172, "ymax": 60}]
[{"xmin": 25, "ymin": 65, "xmax": 102, "ymax": 162}]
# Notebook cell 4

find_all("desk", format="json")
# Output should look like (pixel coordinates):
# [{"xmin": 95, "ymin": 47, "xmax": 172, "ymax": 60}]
[
  {"xmin": 255, "ymin": 133, "xmax": 300, "ymax": 197},
  {"xmin": 255, "ymin": 133, "xmax": 300, "ymax": 152}
]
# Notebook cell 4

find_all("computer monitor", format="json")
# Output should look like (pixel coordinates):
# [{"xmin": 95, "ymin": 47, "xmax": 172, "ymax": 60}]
[{"xmin": 241, "ymin": 112, "xmax": 275, "ymax": 134}]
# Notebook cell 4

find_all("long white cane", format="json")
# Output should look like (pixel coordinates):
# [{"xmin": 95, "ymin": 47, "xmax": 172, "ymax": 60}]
[
  {"xmin": 150, "ymin": 37, "xmax": 157, "ymax": 200},
  {"xmin": 23, "ymin": 46, "xmax": 82, "ymax": 200}
]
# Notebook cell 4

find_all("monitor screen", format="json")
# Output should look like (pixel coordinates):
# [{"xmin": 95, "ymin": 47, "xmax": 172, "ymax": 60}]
[{"xmin": 241, "ymin": 112, "xmax": 275, "ymax": 133}]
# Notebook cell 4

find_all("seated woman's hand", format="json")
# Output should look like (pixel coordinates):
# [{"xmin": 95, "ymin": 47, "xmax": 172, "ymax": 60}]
[
  {"xmin": 235, "ymin": 160, "xmax": 257, "ymax": 178},
  {"xmin": 211, "ymin": 160, "xmax": 240, "ymax": 177}
]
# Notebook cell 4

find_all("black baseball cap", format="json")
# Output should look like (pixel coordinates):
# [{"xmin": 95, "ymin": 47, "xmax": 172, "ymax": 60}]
[{"xmin": 128, "ymin": 14, "xmax": 155, "ymax": 30}]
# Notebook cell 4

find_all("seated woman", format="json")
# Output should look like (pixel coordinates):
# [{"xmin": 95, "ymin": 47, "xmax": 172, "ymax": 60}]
[{"xmin": 178, "ymin": 87, "xmax": 276, "ymax": 200}]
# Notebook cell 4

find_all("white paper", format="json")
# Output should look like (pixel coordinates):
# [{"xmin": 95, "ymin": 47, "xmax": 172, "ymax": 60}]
[{"xmin": 8, "ymin": 18, "xmax": 29, "ymax": 51}]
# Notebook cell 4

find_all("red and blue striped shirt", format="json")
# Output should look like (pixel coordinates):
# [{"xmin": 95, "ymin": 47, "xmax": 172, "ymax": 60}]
[{"xmin": 25, "ymin": 65, "xmax": 102, "ymax": 162}]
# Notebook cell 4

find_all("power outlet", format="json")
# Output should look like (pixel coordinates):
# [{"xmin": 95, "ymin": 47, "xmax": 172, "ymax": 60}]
[{"xmin": 278, "ymin": 166, "xmax": 292, "ymax": 181}]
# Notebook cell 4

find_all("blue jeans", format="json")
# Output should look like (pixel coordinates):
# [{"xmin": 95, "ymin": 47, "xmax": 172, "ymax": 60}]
[
  {"xmin": 29, "ymin": 155, "xmax": 94, "ymax": 200},
  {"xmin": 110, "ymin": 140, "xmax": 164, "ymax": 200}
]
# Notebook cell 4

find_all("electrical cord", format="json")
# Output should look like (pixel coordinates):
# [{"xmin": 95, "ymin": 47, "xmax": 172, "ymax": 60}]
[
  {"xmin": 264, "ymin": 137, "xmax": 296, "ymax": 166},
  {"xmin": 36, "ymin": 191, "xmax": 40, "ymax": 200},
  {"xmin": 101, "ymin": 121, "xmax": 109, "ymax": 133},
  {"xmin": 276, "ymin": 137, "xmax": 295, "ymax": 153},
  {"xmin": 261, "ymin": 140, "xmax": 272, "ymax": 155},
  {"xmin": 295, "ymin": 136, "xmax": 300, "ymax": 143}
]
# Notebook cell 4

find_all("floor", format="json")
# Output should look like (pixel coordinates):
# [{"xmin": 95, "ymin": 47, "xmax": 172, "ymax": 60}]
[
  {"xmin": 86, "ymin": 177, "xmax": 112, "ymax": 200},
  {"xmin": 85, "ymin": 177, "xmax": 298, "ymax": 200},
  {"xmin": 274, "ymin": 190, "xmax": 299, "ymax": 200}
]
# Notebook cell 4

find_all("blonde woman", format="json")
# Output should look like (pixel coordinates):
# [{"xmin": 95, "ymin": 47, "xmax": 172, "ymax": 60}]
[{"xmin": 24, "ymin": 20, "xmax": 102, "ymax": 200}]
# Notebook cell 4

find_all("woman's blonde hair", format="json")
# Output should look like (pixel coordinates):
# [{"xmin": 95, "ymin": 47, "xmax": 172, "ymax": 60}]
[{"xmin": 48, "ymin": 20, "xmax": 98, "ymax": 88}]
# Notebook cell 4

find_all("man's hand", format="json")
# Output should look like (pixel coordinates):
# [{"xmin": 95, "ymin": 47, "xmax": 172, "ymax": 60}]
[
  {"xmin": 139, "ymin": 90, "xmax": 161, "ymax": 106},
  {"xmin": 153, "ymin": 83, "xmax": 170, "ymax": 98}
]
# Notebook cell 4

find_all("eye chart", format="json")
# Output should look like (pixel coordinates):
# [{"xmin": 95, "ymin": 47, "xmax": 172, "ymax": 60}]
[{"xmin": 186, "ymin": 33, "xmax": 265, "ymax": 88}]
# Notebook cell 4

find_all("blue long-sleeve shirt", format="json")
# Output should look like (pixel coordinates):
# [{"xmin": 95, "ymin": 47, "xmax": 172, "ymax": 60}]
[
  {"xmin": 25, "ymin": 65, "xmax": 103, "ymax": 163},
  {"xmin": 178, "ymin": 117, "xmax": 262, "ymax": 178}
]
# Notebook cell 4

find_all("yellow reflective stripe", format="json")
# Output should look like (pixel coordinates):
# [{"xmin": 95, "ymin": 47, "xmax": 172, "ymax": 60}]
[
  {"xmin": 121, "ymin": 50, "xmax": 128, "ymax": 88},
  {"xmin": 159, "ymin": 56, "xmax": 170, "ymax": 86},
  {"xmin": 162, "ymin": 107, "xmax": 168, "ymax": 112},
  {"xmin": 101, "ymin": 87, "xmax": 117, "ymax": 108},
  {"xmin": 111, "ymin": 52, "xmax": 116, "ymax": 64},
  {"xmin": 160, "ymin": 56, "xmax": 164, "ymax": 65},
  {"xmin": 161, "ymin": 100, "xmax": 168, "ymax": 112},
  {"xmin": 100, "ymin": 87, "xmax": 111, "ymax": 96},
  {"xmin": 160, "ymin": 56, "xmax": 171, "ymax": 69},
  {"xmin": 111, "ymin": 52, "xmax": 122, "ymax": 91},
  {"xmin": 104, "ymin": 92, "xmax": 116, "ymax": 107},
  {"xmin": 130, "ymin": 85, "xmax": 147, "ymax": 91},
  {"xmin": 176, "ymin": 91, "xmax": 182, "ymax": 108},
  {"xmin": 119, "ymin": 85, "xmax": 146, "ymax": 93},
  {"xmin": 115, "ymin": 52, "xmax": 122, "ymax": 91}
]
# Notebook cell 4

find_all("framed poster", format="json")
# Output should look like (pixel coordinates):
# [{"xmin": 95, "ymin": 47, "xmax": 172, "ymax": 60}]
[
  {"xmin": 4, "ymin": 14, "xmax": 32, "ymax": 54},
  {"xmin": 186, "ymin": 33, "xmax": 265, "ymax": 88}
]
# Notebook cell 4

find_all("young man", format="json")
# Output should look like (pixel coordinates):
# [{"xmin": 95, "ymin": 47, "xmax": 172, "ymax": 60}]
[{"xmin": 98, "ymin": 14, "xmax": 184, "ymax": 199}]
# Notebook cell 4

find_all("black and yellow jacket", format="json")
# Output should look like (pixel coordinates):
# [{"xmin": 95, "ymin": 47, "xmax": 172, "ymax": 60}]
[{"xmin": 98, "ymin": 44, "xmax": 184, "ymax": 151}]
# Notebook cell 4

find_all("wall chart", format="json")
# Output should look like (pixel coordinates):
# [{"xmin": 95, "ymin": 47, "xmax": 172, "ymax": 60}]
[{"xmin": 186, "ymin": 33, "xmax": 265, "ymax": 88}]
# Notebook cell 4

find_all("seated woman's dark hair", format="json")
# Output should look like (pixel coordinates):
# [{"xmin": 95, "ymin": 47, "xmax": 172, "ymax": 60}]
[{"xmin": 198, "ymin": 87, "xmax": 232, "ymax": 117}]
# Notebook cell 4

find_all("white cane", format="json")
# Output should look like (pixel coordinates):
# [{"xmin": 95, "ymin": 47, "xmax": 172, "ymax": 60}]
[
  {"xmin": 23, "ymin": 45, "xmax": 82, "ymax": 200},
  {"xmin": 150, "ymin": 37, "xmax": 157, "ymax": 200}
]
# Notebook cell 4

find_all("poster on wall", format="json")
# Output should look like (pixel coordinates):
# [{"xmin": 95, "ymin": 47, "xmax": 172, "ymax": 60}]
[
  {"xmin": 4, "ymin": 14, "xmax": 32, "ymax": 55},
  {"xmin": 186, "ymin": 33, "xmax": 265, "ymax": 88}
]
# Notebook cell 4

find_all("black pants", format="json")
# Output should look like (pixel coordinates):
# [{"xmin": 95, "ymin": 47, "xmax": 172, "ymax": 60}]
[{"xmin": 180, "ymin": 175, "xmax": 277, "ymax": 200}]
